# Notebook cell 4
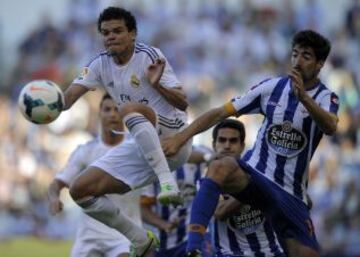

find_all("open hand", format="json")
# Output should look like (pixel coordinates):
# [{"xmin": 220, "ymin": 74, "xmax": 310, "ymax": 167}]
[{"xmin": 147, "ymin": 58, "xmax": 166, "ymax": 87}]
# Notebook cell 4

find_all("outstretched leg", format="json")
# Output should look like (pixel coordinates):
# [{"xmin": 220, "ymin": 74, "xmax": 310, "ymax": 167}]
[{"xmin": 69, "ymin": 166, "xmax": 159, "ymax": 257}]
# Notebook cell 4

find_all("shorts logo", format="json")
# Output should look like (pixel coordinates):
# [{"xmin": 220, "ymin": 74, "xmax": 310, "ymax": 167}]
[
  {"xmin": 130, "ymin": 74, "xmax": 140, "ymax": 88},
  {"xmin": 266, "ymin": 121, "xmax": 307, "ymax": 158}
]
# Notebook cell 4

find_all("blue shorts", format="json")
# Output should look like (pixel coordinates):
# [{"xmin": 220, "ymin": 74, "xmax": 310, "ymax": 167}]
[{"xmin": 232, "ymin": 159, "xmax": 319, "ymax": 252}]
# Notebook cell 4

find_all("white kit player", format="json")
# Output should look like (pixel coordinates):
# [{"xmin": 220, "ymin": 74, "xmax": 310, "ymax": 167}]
[
  {"xmin": 60, "ymin": 7, "xmax": 192, "ymax": 257},
  {"xmin": 48, "ymin": 94, "xmax": 142, "ymax": 257}
]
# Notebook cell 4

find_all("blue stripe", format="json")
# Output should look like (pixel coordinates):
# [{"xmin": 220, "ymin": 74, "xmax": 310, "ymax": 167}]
[
  {"xmin": 237, "ymin": 95, "xmax": 262, "ymax": 116},
  {"xmin": 194, "ymin": 164, "xmax": 201, "ymax": 185},
  {"xmin": 273, "ymin": 81, "xmax": 299, "ymax": 186},
  {"xmin": 246, "ymin": 233, "xmax": 265, "ymax": 257},
  {"xmin": 176, "ymin": 166, "xmax": 185, "ymax": 181},
  {"xmin": 227, "ymin": 227, "xmax": 243, "ymax": 255},
  {"xmin": 160, "ymin": 205, "xmax": 170, "ymax": 249},
  {"xmin": 85, "ymin": 51, "xmax": 108, "ymax": 67},
  {"xmin": 135, "ymin": 48, "xmax": 155, "ymax": 63},
  {"xmin": 176, "ymin": 208, "xmax": 187, "ymax": 244},
  {"xmin": 136, "ymin": 43, "xmax": 160, "ymax": 58},
  {"xmin": 293, "ymin": 117, "xmax": 312, "ymax": 198},
  {"xmin": 213, "ymin": 221, "xmax": 221, "ymax": 255},
  {"xmin": 255, "ymin": 77, "xmax": 288, "ymax": 172},
  {"xmin": 263, "ymin": 220, "xmax": 281, "ymax": 255}
]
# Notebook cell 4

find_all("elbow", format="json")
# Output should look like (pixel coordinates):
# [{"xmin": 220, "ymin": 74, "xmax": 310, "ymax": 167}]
[
  {"xmin": 177, "ymin": 99, "xmax": 189, "ymax": 111},
  {"xmin": 323, "ymin": 122, "xmax": 337, "ymax": 136}
]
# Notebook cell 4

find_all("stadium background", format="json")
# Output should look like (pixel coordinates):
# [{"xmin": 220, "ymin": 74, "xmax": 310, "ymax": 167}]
[{"xmin": 0, "ymin": 0, "xmax": 359, "ymax": 256}]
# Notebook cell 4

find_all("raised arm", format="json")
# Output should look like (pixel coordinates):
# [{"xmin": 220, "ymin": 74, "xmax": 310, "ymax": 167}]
[{"xmin": 162, "ymin": 104, "xmax": 233, "ymax": 156}]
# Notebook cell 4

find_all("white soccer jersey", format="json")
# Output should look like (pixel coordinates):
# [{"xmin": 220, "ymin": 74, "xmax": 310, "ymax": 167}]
[
  {"xmin": 213, "ymin": 202, "xmax": 284, "ymax": 257},
  {"xmin": 55, "ymin": 136, "xmax": 142, "ymax": 241},
  {"xmin": 73, "ymin": 42, "xmax": 187, "ymax": 122},
  {"xmin": 230, "ymin": 76, "xmax": 339, "ymax": 203}
]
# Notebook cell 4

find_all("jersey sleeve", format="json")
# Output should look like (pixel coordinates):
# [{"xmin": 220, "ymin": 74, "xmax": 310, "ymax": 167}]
[
  {"xmin": 153, "ymin": 48, "xmax": 182, "ymax": 88},
  {"xmin": 319, "ymin": 91, "xmax": 340, "ymax": 115},
  {"xmin": 226, "ymin": 78, "xmax": 274, "ymax": 117},
  {"xmin": 55, "ymin": 145, "xmax": 87, "ymax": 185},
  {"xmin": 72, "ymin": 57, "xmax": 103, "ymax": 89}
]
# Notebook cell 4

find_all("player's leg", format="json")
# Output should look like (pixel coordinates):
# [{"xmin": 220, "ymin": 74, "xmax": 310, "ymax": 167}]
[
  {"xmin": 69, "ymin": 167, "xmax": 158, "ymax": 257},
  {"xmin": 118, "ymin": 103, "xmax": 181, "ymax": 205},
  {"xmin": 186, "ymin": 156, "xmax": 249, "ymax": 254}
]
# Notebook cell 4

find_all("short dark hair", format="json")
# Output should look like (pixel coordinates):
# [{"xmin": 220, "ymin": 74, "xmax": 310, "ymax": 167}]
[
  {"xmin": 100, "ymin": 93, "xmax": 113, "ymax": 108},
  {"xmin": 212, "ymin": 119, "xmax": 246, "ymax": 143},
  {"xmin": 291, "ymin": 30, "xmax": 331, "ymax": 61},
  {"xmin": 97, "ymin": 7, "xmax": 137, "ymax": 34}
]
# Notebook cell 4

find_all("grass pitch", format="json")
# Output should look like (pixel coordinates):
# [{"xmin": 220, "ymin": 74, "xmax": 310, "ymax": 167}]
[{"xmin": 0, "ymin": 237, "xmax": 72, "ymax": 257}]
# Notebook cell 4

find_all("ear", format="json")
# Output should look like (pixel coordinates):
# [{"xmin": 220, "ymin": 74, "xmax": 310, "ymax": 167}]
[
  {"xmin": 316, "ymin": 60, "xmax": 324, "ymax": 70},
  {"xmin": 130, "ymin": 30, "xmax": 136, "ymax": 42}
]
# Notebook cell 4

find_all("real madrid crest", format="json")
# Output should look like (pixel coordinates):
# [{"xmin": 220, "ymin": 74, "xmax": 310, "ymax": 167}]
[{"xmin": 130, "ymin": 74, "xmax": 140, "ymax": 88}]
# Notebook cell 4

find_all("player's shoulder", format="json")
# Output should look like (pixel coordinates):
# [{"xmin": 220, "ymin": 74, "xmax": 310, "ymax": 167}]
[
  {"xmin": 85, "ymin": 51, "xmax": 110, "ymax": 67},
  {"xmin": 75, "ymin": 137, "xmax": 99, "ymax": 153},
  {"xmin": 134, "ymin": 42, "xmax": 162, "ymax": 63}
]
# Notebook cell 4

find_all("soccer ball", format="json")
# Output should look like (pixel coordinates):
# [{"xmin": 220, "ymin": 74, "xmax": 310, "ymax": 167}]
[{"xmin": 18, "ymin": 80, "xmax": 64, "ymax": 124}]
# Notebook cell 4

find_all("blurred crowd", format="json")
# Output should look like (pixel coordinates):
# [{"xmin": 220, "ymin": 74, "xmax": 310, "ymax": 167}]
[{"xmin": 0, "ymin": 0, "xmax": 360, "ymax": 256}]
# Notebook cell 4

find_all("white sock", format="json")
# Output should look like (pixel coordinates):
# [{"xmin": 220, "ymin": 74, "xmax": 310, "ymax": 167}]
[
  {"xmin": 77, "ymin": 196, "xmax": 147, "ymax": 246},
  {"xmin": 124, "ymin": 112, "xmax": 176, "ymax": 186}
]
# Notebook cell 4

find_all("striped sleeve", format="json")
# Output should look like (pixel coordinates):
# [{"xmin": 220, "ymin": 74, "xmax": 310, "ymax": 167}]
[
  {"xmin": 229, "ymin": 78, "xmax": 274, "ymax": 116},
  {"xmin": 319, "ymin": 91, "xmax": 340, "ymax": 114}
]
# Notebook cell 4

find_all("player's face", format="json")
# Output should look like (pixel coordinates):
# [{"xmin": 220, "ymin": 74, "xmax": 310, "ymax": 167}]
[
  {"xmin": 291, "ymin": 45, "xmax": 324, "ymax": 82},
  {"xmin": 100, "ymin": 19, "xmax": 136, "ymax": 55},
  {"xmin": 99, "ymin": 99, "xmax": 122, "ymax": 131},
  {"xmin": 213, "ymin": 128, "xmax": 245, "ymax": 157}
]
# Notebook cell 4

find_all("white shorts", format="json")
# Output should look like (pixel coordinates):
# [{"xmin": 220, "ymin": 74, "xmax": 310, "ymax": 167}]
[
  {"xmin": 71, "ymin": 237, "xmax": 130, "ymax": 257},
  {"xmin": 91, "ymin": 116, "xmax": 192, "ymax": 189}
]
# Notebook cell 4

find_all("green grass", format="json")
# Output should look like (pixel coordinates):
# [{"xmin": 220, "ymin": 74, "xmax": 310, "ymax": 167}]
[{"xmin": 0, "ymin": 237, "xmax": 72, "ymax": 257}]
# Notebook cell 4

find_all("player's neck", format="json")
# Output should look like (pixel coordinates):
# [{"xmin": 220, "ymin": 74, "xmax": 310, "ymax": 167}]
[
  {"xmin": 101, "ymin": 131, "xmax": 124, "ymax": 146},
  {"xmin": 303, "ymin": 77, "xmax": 320, "ymax": 90},
  {"xmin": 112, "ymin": 45, "xmax": 134, "ymax": 65}
]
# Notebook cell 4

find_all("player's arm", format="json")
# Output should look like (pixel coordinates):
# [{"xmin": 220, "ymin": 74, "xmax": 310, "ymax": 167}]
[
  {"xmin": 214, "ymin": 195, "xmax": 242, "ymax": 221},
  {"xmin": 62, "ymin": 83, "xmax": 90, "ymax": 110},
  {"xmin": 48, "ymin": 179, "xmax": 68, "ymax": 215},
  {"xmin": 290, "ymin": 69, "xmax": 338, "ymax": 135},
  {"xmin": 140, "ymin": 196, "xmax": 177, "ymax": 233},
  {"xmin": 155, "ymin": 85, "xmax": 188, "ymax": 111},
  {"xmin": 148, "ymin": 58, "xmax": 188, "ymax": 111},
  {"xmin": 162, "ymin": 104, "xmax": 233, "ymax": 156}
]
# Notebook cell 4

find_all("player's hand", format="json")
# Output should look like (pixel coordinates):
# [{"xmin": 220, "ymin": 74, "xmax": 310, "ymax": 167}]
[
  {"xmin": 49, "ymin": 199, "xmax": 64, "ymax": 215},
  {"xmin": 289, "ymin": 68, "xmax": 306, "ymax": 101},
  {"xmin": 161, "ymin": 135, "xmax": 181, "ymax": 157},
  {"xmin": 147, "ymin": 58, "xmax": 166, "ymax": 88}
]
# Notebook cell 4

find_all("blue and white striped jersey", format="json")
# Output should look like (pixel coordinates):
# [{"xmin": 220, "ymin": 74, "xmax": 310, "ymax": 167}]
[
  {"xmin": 230, "ymin": 76, "xmax": 339, "ymax": 203},
  {"xmin": 213, "ymin": 202, "xmax": 284, "ymax": 257}
]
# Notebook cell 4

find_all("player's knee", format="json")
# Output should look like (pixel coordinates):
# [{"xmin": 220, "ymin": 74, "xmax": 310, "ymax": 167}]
[
  {"xmin": 119, "ymin": 103, "xmax": 156, "ymax": 125},
  {"xmin": 207, "ymin": 157, "xmax": 238, "ymax": 186}
]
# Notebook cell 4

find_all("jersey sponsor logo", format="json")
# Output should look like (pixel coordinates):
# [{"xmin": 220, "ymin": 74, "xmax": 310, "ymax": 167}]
[
  {"xmin": 227, "ymin": 205, "xmax": 264, "ymax": 234},
  {"xmin": 266, "ymin": 121, "xmax": 307, "ymax": 158},
  {"xmin": 130, "ymin": 74, "xmax": 140, "ymax": 88}
]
